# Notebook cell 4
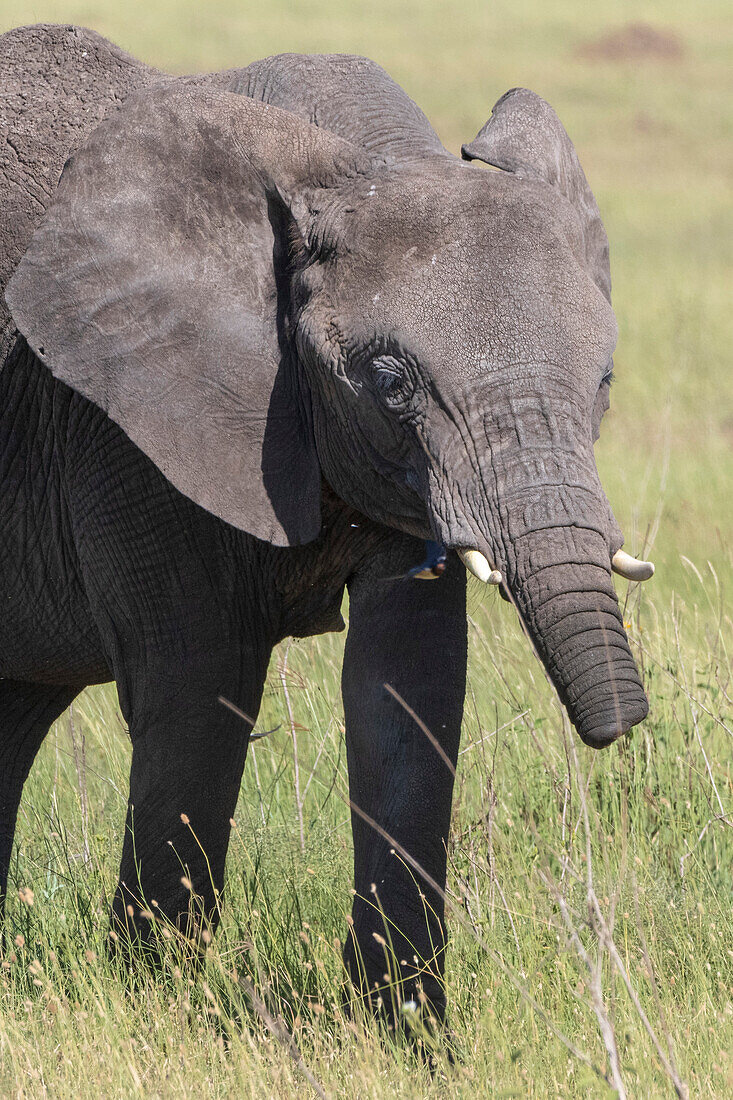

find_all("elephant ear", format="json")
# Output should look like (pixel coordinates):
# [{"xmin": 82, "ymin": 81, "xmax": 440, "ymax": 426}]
[
  {"xmin": 6, "ymin": 84, "xmax": 368, "ymax": 545},
  {"xmin": 461, "ymin": 88, "xmax": 611, "ymax": 301}
]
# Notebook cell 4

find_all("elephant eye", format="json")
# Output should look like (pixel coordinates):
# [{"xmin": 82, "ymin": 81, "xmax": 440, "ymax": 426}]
[
  {"xmin": 592, "ymin": 362, "xmax": 614, "ymax": 442},
  {"xmin": 371, "ymin": 356, "xmax": 414, "ymax": 408}
]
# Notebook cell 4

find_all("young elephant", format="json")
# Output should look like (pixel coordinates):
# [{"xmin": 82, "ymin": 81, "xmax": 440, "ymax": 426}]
[{"xmin": 0, "ymin": 25, "xmax": 653, "ymax": 1018}]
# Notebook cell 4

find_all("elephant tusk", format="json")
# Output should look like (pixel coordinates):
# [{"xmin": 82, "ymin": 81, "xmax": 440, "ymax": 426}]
[
  {"xmin": 457, "ymin": 548, "xmax": 503, "ymax": 586},
  {"xmin": 611, "ymin": 548, "xmax": 655, "ymax": 582}
]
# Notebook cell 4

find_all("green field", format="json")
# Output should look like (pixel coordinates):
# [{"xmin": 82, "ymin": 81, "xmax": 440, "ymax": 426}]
[{"xmin": 1, "ymin": 1, "xmax": 731, "ymax": 1096}]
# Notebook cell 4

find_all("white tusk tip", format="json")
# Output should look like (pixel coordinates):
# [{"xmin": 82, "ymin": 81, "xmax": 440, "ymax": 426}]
[
  {"xmin": 611, "ymin": 549, "xmax": 655, "ymax": 583},
  {"xmin": 457, "ymin": 548, "xmax": 501, "ymax": 585}
]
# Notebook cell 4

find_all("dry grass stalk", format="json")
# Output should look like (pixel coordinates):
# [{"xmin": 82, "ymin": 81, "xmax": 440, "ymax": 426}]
[
  {"xmin": 238, "ymin": 974, "xmax": 328, "ymax": 1099},
  {"xmin": 68, "ymin": 702, "xmax": 90, "ymax": 864},
  {"xmin": 561, "ymin": 726, "xmax": 690, "ymax": 1100},
  {"xmin": 280, "ymin": 641, "xmax": 306, "ymax": 854}
]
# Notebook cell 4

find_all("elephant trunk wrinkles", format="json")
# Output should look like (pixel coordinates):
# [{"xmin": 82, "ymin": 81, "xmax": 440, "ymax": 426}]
[
  {"xmin": 425, "ymin": 399, "xmax": 649, "ymax": 746},
  {"xmin": 504, "ymin": 524, "xmax": 649, "ymax": 746}
]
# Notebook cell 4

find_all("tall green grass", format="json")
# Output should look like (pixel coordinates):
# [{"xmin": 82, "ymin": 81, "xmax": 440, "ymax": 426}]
[
  {"xmin": 1, "ymin": 1, "xmax": 731, "ymax": 1095},
  {"xmin": 2, "ymin": 579, "xmax": 731, "ymax": 1097}
]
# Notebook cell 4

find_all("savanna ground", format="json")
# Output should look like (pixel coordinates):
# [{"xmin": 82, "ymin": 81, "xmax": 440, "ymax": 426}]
[{"xmin": 1, "ymin": 1, "xmax": 731, "ymax": 1096}]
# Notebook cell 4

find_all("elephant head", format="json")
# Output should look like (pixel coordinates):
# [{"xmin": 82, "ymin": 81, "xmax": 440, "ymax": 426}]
[{"xmin": 6, "ymin": 80, "xmax": 651, "ymax": 747}]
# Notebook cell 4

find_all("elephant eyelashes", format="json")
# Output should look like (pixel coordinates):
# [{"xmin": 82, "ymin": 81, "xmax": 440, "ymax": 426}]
[
  {"xmin": 592, "ymin": 368, "xmax": 614, "ymax": 441},
  {"xmin": 371, "ymin": 355, "xmax": 414, "ymax": 408}
]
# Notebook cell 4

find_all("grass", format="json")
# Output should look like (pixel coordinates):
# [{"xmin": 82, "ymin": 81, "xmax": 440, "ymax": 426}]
[{"xmin": 1, "ymin": 0, "xmax": 732, "ymax": 1096}]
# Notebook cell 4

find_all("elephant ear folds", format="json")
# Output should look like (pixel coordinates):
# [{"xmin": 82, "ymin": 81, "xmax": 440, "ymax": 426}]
[
  {"xmin": 461, "ymin": 88, "xmax": 611, "ymax": 302},
  {"xmin": 6, "ymin": 85, "xmax": 366, "ymax": 546}
]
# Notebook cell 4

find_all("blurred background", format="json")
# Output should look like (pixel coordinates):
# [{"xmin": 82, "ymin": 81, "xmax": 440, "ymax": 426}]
[{"xmin": 1, "ymin": 3, "xmax": 731, "ymax": 1096}]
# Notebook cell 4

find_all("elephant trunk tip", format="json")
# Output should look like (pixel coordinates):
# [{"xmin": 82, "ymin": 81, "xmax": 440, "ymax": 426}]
[{"xmin": 573, "ymin": 693, "xmax": 649, "ymax": 749}]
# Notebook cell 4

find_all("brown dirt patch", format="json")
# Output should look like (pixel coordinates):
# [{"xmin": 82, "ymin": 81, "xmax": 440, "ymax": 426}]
[
  {"xmin": 632, "ymin": 111, "xmax": 668, "ymax": 136},
  {"xmin": 576, "ymin": 22, "xmax": 685, "ymax": 63}
]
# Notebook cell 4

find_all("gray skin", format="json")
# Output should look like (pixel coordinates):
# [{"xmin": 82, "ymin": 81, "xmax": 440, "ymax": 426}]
[{"xmin": 0, "ymin": 25, "xmax": 649, "ymax": 1020}]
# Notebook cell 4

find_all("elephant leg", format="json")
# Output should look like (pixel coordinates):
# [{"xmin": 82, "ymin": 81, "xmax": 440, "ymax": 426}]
[
  {"xmin": 342, "ymin": 541, "xmax": 467, "ymax": 1024},
  {"xmin": 110, "ymin": 646, "xmax": 268, "ymax": 948},
  {"xmin": 60, "ymin": 422, "xmax": 274, "ymax": 949},
  {"xmin": 0, "ymin": 680, "xmax": 78, "ymax": 912}
]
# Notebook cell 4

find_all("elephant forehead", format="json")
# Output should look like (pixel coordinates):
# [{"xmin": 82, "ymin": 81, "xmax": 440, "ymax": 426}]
[
  {"xmin": 408, "ymin": 248, "xmax": 616, "ymax": 379},
  {"xmin": 340, "ymin": 164, "xmax": 585, "ymax": 265},
  {"xmin": 329, "ymin": 172, "xmax": 615, "ymax": 378}
]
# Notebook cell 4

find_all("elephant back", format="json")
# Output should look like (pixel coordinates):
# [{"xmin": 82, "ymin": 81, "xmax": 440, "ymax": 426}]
[
  {"xmin": 226, "ymin": 53, "xmax": 449, "ymax": 161},
  {"xmin": 0, "ymin": 24, "xmax": 163, "ymax": 347}
]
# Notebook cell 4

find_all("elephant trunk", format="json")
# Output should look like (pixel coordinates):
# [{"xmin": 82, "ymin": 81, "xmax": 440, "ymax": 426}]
[
  {"xmin": 501, "ymin": 524, "xmax": 649, "ymax": 746},
  {"xmin": 425, "ymin": 398, "xmax": 649, "ymax": 746}
]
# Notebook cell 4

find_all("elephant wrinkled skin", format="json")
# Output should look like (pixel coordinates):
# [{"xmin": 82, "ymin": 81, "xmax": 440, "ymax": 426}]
[{"xmin": 0, "ymin": 25, "xmax": 651, "ymax": 1020}]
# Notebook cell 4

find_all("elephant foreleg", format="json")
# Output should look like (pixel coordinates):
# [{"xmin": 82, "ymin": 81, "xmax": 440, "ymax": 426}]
[
  {"xmin": 342, "ymin": 541, "xmax": 467, "ymax": 1024},
  {"xmin": 0, "ymin": 680, "xmax": 78, "ymax": 914},
  {"xmin": 110, "ymin": 654, "xmax": 267, "ymax": 951}
]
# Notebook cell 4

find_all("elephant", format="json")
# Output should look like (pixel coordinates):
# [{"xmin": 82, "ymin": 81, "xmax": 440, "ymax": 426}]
[{"xmin": 0, "ymin": 24, "xmax": 654, "ymax": 1021}]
